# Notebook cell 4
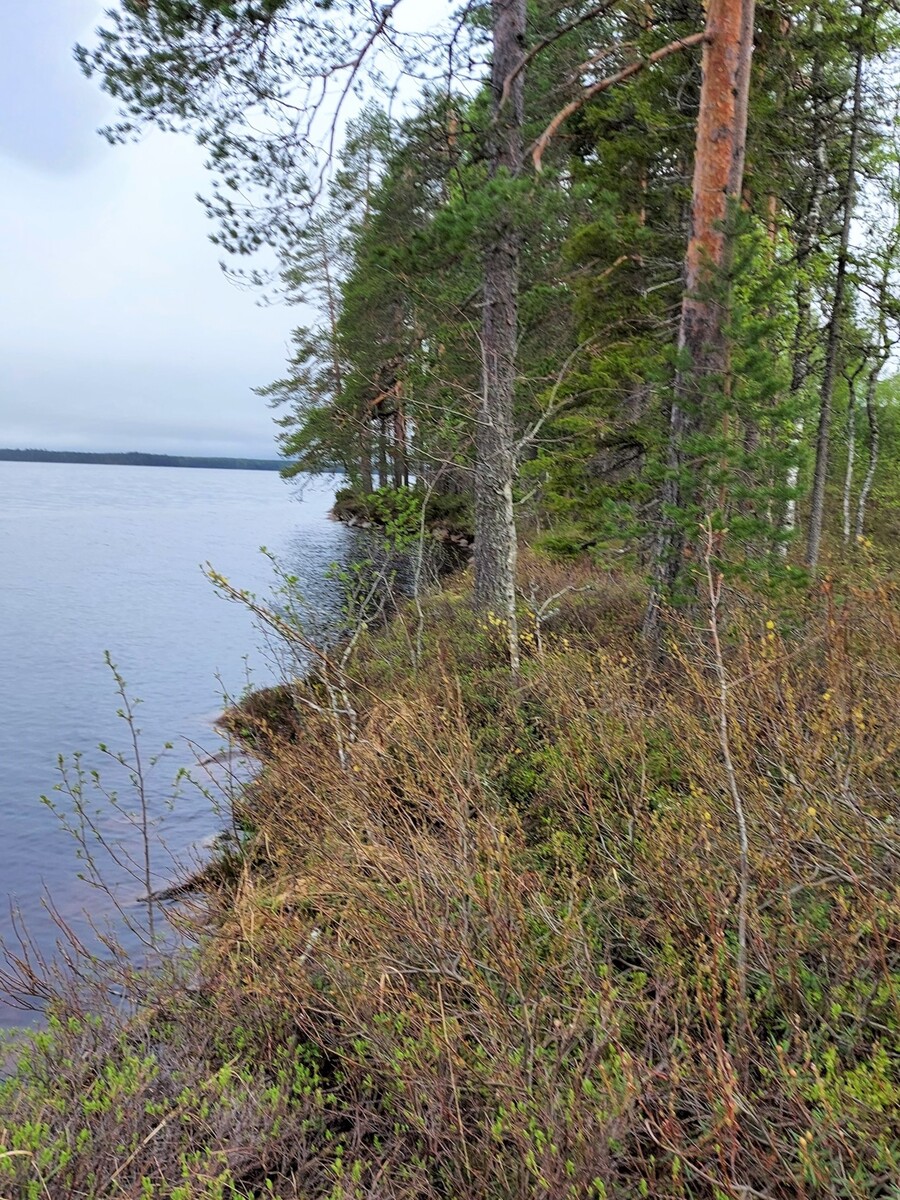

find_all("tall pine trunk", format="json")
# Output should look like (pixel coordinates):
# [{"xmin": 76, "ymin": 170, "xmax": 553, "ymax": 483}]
[
  {"xmin": 855, "ymin": 363, "xmax": 881, "ymax": 540},
  {"xmin": 474, "ymin": 0, "xmax": 525, "ymax": 669},
  {"xmin": 806, "ymin": 13, "xmax": 865, "ymax": 570},
  {"xmin": 856, "ymin": 88, "xmax": 900, "ymax": 540},
  {"xmin": 643, "ymin": 0, "xmax": 756, "ymax": 640},
  {"xmin": 842, "ymin": 373, "xmax": 858, "ymax": 543},
  {"xmin": 780, "ymin": 27, "xmax": 828, "ymax": 554}
]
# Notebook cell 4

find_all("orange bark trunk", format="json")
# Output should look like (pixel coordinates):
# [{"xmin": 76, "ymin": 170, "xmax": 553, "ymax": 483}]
[
  {"xmin": 680, "ymin": 0, "xmax": 755, "ymax": 372},
  {"xmin": 644, "ymin": 0, "xmax": 756, "ymax": 639}
]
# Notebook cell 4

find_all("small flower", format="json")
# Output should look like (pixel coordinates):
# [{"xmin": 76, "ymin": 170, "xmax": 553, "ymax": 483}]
[
  {"xmin": 806, "ymin": 805, "xmax": 817, "ymax": 817},
  {"xmin": 766, "ymin": 620, "xmax": 776, "ymax": 631}
]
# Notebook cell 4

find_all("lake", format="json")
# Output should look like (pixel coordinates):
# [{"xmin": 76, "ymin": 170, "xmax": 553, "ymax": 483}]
[{"xmin": 0, "ymin": 462, "xmax": 349, "ymax": 1028}]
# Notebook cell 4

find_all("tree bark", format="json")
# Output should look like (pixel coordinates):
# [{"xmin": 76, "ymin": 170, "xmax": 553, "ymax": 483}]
[
  {"xmin": 782, "ymin": 73, "xmax": 828, "ymax": 551},
  {"xmin": 855, "ymin": 363, "xmax": 880, "ymax": 540},
  {"xmin": 474, "ymin": 0, "xmax": 526, "ymax": 670},
  {"xmin": 643, "ymin": 0, "xmax": 756, "ymax": 640},
  {"xmin": 855, "ymin": 84, "xmax": 900, "ymax": 540},
  {"xmin": 806, "ymin": 14, "xmax": 866, "ymax": 570},
  {"xmin": 842, "ymin": 372, "xmax": 859, "ymax": 543},
  {"xmin": 377, "ymin": 415, "xmax": 389, "ymax": 490},
  {"xmin": 358, "ymin": 424, "xmax": 373, "ymax": 494},
  {"xmin": 393, "ymin": 400, "xmax": 409, "ymax": 489},
  {"xmin": 856, "ymin": 256, "xmax": 895, "ymax": 543}
]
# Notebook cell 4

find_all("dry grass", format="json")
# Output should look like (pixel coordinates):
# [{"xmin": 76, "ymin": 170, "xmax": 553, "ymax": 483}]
[{"xmin": 2, "ymin": 554, "xmax": 898, "ymax": 1198}]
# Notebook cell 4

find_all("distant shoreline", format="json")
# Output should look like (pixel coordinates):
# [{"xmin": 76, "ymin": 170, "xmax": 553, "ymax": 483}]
[{"xmin": 0, "ymin": 449, "xmax": 285, "ymax": 472}]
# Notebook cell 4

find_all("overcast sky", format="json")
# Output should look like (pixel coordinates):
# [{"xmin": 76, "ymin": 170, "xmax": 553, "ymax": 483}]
[{"xmin": 0, "ymin": 2, "xmax": 300, "ymax": 458}]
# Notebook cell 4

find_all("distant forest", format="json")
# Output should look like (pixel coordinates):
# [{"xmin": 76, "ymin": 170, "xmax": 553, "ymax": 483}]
[{"xmin": 0, "ymin": 449, "xmax": 284, "ymax": 471}]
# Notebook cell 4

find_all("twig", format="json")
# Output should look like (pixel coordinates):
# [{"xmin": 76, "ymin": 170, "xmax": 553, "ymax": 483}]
[
  {"xmin": 701, "ymin": 519, "xmax": 750, "ymax": 1004},
  {"xmin": 523, "ymin": 583, "xmax": 594, "ymax": 658},
  {"xmin": 0, "ymin": 1150, "xmax": 53, "ymax": 1200},
  {"xmin": 437, "ymin": 982, "xmax": 471, "ymax": 1179},
  {"xmin": 515, "ymin": 332, "xmax": 614, "ymax": 458}
]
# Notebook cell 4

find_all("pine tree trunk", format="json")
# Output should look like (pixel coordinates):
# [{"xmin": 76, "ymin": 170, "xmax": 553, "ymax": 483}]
[
  {"xmin": 783, "ymin": 188, "xmax": 823, "ymax": 546},
  {"xmin": 842, "ymin": 374, "xmax": 858, "ymax": 543},
  {"xmin": 855, "ymin": 244, "xmax": 895, "ymax": 541},
  {"xmin": 358, "ymin": 423, "xmax": 373, "ymax": 493},
  {"xmin": 393, "ymin": 404, "xmax": 408, "ymax": 489},
  {"xmin": 788, "ymin": 27, "xmax": 828, "ymax": 403},
  {"xmin": 643, "ymin": 0, "xmax": 756, "ymax": 640},
  {"xmin": 806, "ymin": 19, "xmax": 865, "ymax": 570},
  {"xmin": 474, "ymin": 0, "xmax": 525, "ymax": 669},
  {"xmin": 855, "ymin": 85, "xmax": 900, "ymax": 540},
  {"xmin": 855, "ymin": 364, "xmax": 880, "ymax": 540},
  {"xmin": 377, "ymin": 416, "xmax": 389, "ymax": 490},
  {"xmin": 781, "ymin": 433, "xmax": 802, "ymax": 556},
  {"xmin": 782, "ymin": 67, "xmax": 827, "ymax": 551}
]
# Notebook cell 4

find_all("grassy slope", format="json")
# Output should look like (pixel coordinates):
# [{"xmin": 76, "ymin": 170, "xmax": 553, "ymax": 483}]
[{"xmin": 1, "ymin": 551, "xmax": 899, "ymax": 1199}]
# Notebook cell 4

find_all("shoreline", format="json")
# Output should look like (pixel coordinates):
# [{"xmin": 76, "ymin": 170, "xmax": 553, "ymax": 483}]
[{"xmin": 0, "ymin": 449, "xmax": 285, "ymax": 471}]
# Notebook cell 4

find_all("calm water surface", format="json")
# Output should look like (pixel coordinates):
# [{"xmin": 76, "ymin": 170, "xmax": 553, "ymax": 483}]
[{"xmin": 0, "ymin": 462, "xmax": 349, "ymax": 1026}]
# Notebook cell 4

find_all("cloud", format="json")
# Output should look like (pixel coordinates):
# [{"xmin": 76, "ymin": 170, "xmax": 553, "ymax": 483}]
[
  {"xmin": 0, "ymin": 3, "xmax": 304, "ymax": 458},
  {"xmin": 0, "ymin": 2, "xmax": 110, "ymax": 173}
]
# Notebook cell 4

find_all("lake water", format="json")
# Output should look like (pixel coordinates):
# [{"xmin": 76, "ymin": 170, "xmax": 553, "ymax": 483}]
[{"xmin": 0, "ymin": 462, "xmax": 349, "ymax": 1027}]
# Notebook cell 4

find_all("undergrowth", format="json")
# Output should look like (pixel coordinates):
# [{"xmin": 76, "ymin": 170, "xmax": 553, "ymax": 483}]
[{"xmin": 1, "ymin": 553, "xmax": 898, "ymax": 1199}]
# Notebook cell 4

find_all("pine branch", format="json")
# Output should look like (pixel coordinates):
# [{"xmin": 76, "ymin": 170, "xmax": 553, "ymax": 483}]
[{"xmin": 532, "ymin": 30, "xmax": 707, "ymax": 171}]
